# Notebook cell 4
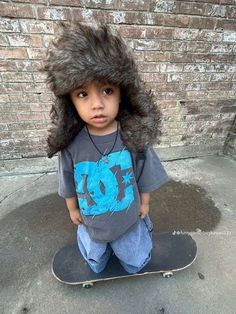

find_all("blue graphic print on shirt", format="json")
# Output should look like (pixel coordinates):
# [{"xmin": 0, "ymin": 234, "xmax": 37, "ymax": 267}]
[{"xmin": 74, "ymin": 149, "xmax": 135, "ymax": 216}]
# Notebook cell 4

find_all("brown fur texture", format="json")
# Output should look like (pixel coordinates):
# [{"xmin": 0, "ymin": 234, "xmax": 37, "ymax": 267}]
[{"xmin": 40, "ymin": 21, "xmax": 161, "ymax": 157}]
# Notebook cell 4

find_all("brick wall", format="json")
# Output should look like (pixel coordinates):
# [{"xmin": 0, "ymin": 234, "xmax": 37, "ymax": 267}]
[
  {"xmin": 223, "ymin": 114, "xmax": 236, "ymax": 158},
  {"xmin": 0, "ymin": 0, "xmax": 236, "ymax": 160}
]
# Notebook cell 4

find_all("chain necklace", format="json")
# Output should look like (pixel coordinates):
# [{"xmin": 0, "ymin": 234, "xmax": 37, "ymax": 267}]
[{"xmin": 85, "ymin": 122, "xmax": 119, "ymax": 164}]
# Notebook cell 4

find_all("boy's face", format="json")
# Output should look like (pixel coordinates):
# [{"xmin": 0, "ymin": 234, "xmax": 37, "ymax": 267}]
[{"xmin": 70, "ymin": 80, "xmax": 121, "ymax": 135}]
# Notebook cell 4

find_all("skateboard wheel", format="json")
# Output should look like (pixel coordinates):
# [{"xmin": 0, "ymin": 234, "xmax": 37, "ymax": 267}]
[
  {"xmin": 163, "ymin": 271, "xmax": 173, "ymax": 278},
  {"xmin": 82, "ymin": 283, "xmax": 94, "ymax": 289}
]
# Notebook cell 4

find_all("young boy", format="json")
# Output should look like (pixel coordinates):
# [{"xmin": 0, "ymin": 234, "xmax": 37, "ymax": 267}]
[{"xmin": 42, "ymin": 22, "xmax": 170, "ymax": 273}]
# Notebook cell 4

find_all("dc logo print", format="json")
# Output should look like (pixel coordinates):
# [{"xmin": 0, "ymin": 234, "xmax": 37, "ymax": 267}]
[{"xmin": 74, "ymin": 149, "xmax": 135, "ymax": 216}]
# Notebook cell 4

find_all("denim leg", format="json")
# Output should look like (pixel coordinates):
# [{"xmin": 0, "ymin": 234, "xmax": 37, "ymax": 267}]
[
  {"xmin": 77, "ymin": 224, "xmax": 112, "ymax": 273},
  {"xmin": 110, "ymin": 215, "xmax": 153, "ymax": 274}
]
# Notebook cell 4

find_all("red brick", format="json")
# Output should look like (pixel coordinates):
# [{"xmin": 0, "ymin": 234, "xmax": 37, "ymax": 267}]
[
  {"xmin": 159, "ymin": 41, "xmax": 173, "ymax": 51},
  {"xmin": 173, "ymin": 41, "xmax": 188, "ymax": 54},
  {"xmin": 210, "ymin": 54, "xmax": 234, "ymax": 63},
  {"xmin": 183, "ymin": 64, "xmax": 205, "ymax": 72},
  {"xmin": 135, "ymin": 39, "xmax": 161, "ymax": 51},
  {"xmin": 49, "ymin": 0, "xmax": 79, "ymax": 5},
  {"xmin": 9, "ymin": 94, "xmax": 39, "ymax": 103},
  {"xmin": 210, "ymin": 43, "xmax": 234, "ymax": 53},
  {"xmin": 177, "ymin": 0, "xmax": 221, "ymax": 4},
  {"xmin": 205, "ymin": 64, "xmax": 227, "ymax": 72},
  {"xmin": 141, "ymin": 73, "xmax": 166, "ymax": 83},
  {"xmin": 0, "ymin": 124, "xmax": 8, "ymax": 131},
  {"xmin": 162, "ymin": 14, "xmax": 190, "ymax": 28},
  {"xmin": 0, "ymin": 114, "xmax": 18, "ymax": 122},
  {"xmin": 150, "ymin": 83, "xmax": 185, "ymax": 92},
  {"xmin": 186, "ymin": 90, "xmax": 208, "ymax": 99},
  {"xmin": 118, "ymin": 26, "xmax": 146, "ymax": 39},
  {"xmin": 12, "ymin": 0, "xmax": 45, "ymax": 3},
  {"xmin": 25, "ymin": 83, "xmax": 48, "ymax": 93},
  {"xmin": 33, "ymin": 72, "xmax": 47, "ymax": 82},
  {"xmin": 145, "ymin": 51, "xmax": 170, "ymax": 62},
  {"xmin": 170, "ymin": 53, "xmax": 194, "ymax": 63},
  {"xmin": 137, "ymin": 62, "xmax": 160, "ymax": 73},
  {"xmin": 204, "ymin": 4, "xmax": 227, "ymax": 18},
  {"xmin": 168, "ymin": 72, "xmax": 211, "ymax": 83},
  {"xmin": 220, "ymin": 106, "xmax": 236, "ymax": 113},
  {"xmin": 178, "ymin": 2, "xmax": 206, "ymax": 16},
  {"xmin": 150, "ymin": 0, "xmax": 178, "ymax": 13},
  {"xmin": 0, "ymin": 48, "xmax": 27, "ymax": 59},
  {"xmin": 7, "ymin": 34, "xmax": 43, "ymax": 48},
  {"xmin": 220, "ymin": 0, "xmax": 236, "ymax": 4},
  {"xmin": 211, "ymin": 73, "xmax": 232, "ymax": 82},
  {"xmin": 216, "ymin": 18, "xmax": 236, "ymax": 30},
  {"xmin": 190, "ymin": 54, "xmax": 212, "ymax": 63},
  {"xmin": 0, "ymin": 34, "xmax": 9, "ymax": 46},
  {"xmin": 37, "ymin": 7, "xmax": 71, "ymax": 20},
  {"xmin": 105, "ymin": 11, "xmax": 145, "ymax": 25},
  {"xmin": 132, "ymin": 51, "xmax": 145, "ymax": 62},
  {"xmin": 0, "ymin": 60, "xmax": 25, "ymax": 73},
  {"xmin": 0, "ymin": 82, "xmax": 21, "ymax": 93},
  {"xmin": 0, "ymin": 94, "xmax": 9, "ymax": 103},
  {"xmin": 0, "ymin": 2, "xmax": 34, "ymax": 18},
  {"xmin": 17, "ymin": 113, "xmax": 44, "ymax": 121},
  {"xmin": 187, "ymin": 41, "xmax": 212, "ymax": 53},
  {"xmin": 29, "ymin": 104, "xmax": 49, "ymax": 112},
  {"xmin": 202, "ymin": 82, "xmax": 232, "ymax": 90},
  {"xmin": 0, "ymin": 18, "xmax": 20, "ymax": 33},
  {"xmin": 160, "ymin": 64, "xmax": 184, "ymax": 73},
  {"xmin": 141, "ymin": 12, "xmax": 158, "ymax": 26},
  {"xmin": 2, "ymin": 72, "xmax": 33, "ymax": 82},
  {"xmin": 120, "ymin": 0, "xmax": 148, "ymax": 11},
  {"xmin": 27, "ymin": 48, "xmax": 46, "ymax": 59},
  {"xmin": 8, "ymin": 122, "xmax": 36, "ymax": 131},
  {"xmin": 15, "ymin": 60, "xmax": 43, "ymax": 72},
  {"xmin": 189, "ymin": 16, "xmax": 216, "ymax": 29},
  {"xmin": 197, "ymin": 30, "xmax": 223, "ymax": 42},
  {"xmin": 50, "ymin": 0, "xmax": 118, "ymax": 9},
  {"xmin": 72, "ymin": 8, "xmax": 105, "ymax": 23},
  {"xmin": 227, "ymin": 7, "xmax": 236, "ymax": 19},
  {"xmin": 20, "ymin": 20, "xmax": 54, "ymax": 34},
  {"xmin": 218, "ymin": 100, "xmax": 236, "ymax": 107},
  {"xmin": 146, "ymin": 28, "xmax": 173, "ymax": 40},
  {"xmin": 173, "ymin": 29, "xmax": 199, "ymax": 41}
]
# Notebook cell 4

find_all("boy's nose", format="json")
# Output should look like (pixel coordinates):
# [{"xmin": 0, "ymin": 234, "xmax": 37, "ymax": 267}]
[{"xmin": 91, "ymin": 94, "xmax": 104, "ymax": 110}]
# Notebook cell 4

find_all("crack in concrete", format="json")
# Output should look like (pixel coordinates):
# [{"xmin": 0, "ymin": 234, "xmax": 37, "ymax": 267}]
[{"xmin": 0, "ymin": 173, "xmax": 46, "ymax": 204}]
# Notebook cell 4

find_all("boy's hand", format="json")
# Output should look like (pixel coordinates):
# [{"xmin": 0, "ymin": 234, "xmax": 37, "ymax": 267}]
[
  {"xmin": 69, "ymin": 208, "xmax": 84, "ymax": 225},
  {"xmin": 139, "ymin": 204, "xmax": 149, "ymax": 219}
]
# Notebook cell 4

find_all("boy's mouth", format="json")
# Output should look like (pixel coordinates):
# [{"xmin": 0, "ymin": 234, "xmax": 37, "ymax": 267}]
[
  {"xmin": 91, "ymin": 115, "xmax": 107, "ymax": 123},
  {"xmin": 92, "ymin": 114, "xmax": 106, "ymax": 119}
]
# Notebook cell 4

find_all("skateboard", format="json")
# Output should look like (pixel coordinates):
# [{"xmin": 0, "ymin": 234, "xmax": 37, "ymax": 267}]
[{"xmin": 52, "ymin": 232, "xmax": 197, "ymax": 288}]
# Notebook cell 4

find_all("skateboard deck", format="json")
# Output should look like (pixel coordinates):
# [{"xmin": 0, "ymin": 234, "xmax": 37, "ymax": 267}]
[{"xmin": 52, "ymin": 232, "xmax": 197, "ymax": 287}]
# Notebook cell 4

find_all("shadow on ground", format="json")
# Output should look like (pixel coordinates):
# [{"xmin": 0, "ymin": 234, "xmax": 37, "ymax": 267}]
[{"xmin": 0, "ymin": 179, "xmax": 221, "ymax": 290}]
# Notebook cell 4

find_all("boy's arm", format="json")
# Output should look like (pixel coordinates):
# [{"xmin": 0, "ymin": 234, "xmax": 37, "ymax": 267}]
[
  {"xmin": 139, "ymin": 192, "xmax": 150, "ymax": 219},
  {"xmin": 65, "ymin": 196, "xmax": 84, "ymax": 224}
]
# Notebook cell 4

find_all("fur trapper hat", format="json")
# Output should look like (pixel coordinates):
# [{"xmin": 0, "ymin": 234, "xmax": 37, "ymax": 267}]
[{"xmin": 41, "ymin": 21, "xmax": 161, "ymax": 156}]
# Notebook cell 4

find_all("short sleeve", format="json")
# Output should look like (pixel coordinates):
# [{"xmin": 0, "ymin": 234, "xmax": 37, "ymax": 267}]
[
  {"xmin": 58, "ymin": 148, "xmax": 77, "ymax": 198},
  {"xmin": 135, "ymin": 148, "xmax": 170, "ymax": 193}
]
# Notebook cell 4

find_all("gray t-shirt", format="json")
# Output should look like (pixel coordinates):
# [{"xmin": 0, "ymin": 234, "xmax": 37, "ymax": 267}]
[{"xmin": 58, "ymin": 127, "xmax": 170, "ymax": 242}]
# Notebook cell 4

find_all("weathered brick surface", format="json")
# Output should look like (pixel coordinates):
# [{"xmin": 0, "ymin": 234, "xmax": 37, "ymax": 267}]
[{"xmin": 0, "ymin": 1, "xmax": 235, "ymax": 160}]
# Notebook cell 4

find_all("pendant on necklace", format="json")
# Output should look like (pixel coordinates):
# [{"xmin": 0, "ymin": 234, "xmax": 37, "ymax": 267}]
[{"xmin": 101, "ymin": 155, "xmax": 109, "ymax": 164}]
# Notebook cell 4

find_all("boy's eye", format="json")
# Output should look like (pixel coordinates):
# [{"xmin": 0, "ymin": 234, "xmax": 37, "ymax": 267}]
[
  {"xmin": 77, "ymin": 91, "xmax": 87, "ymax": 98},
  {"xmin": 104, "ymin": 88, "xmax": 113, "ymax": 95}
]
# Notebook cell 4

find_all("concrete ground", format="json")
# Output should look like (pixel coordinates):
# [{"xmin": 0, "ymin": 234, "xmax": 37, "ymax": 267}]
[{"xmin": 0, "ymin": 155, "xmax": 235, "ymax": 314}]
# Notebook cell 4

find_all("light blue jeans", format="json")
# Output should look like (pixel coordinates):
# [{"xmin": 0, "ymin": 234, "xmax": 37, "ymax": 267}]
[{"xmin": 77, "ymin": 215, "xmax": 153, "ymax": 274}]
